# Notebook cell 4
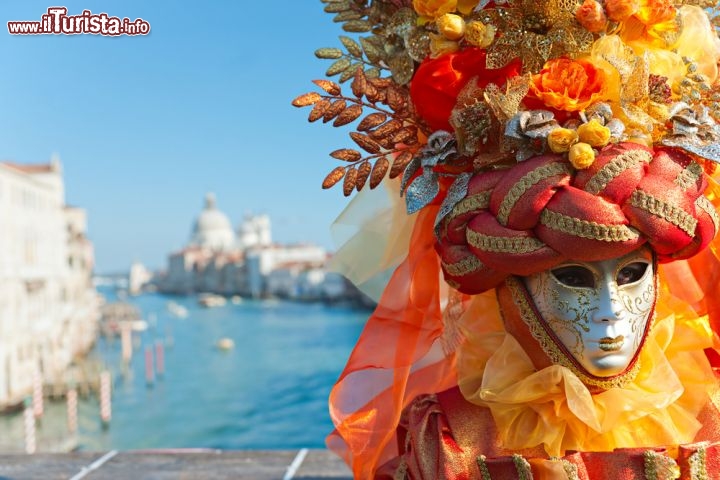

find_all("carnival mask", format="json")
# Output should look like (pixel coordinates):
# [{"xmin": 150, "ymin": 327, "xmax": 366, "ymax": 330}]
[{"xmin": 523, "ymin": 248, "xmax": 655, "ymax": 377}]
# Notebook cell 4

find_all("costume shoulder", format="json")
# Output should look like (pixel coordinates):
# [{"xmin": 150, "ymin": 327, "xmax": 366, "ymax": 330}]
[{"xmin": 386, "ymin": 387, "xmax": 720, "ymax": 479}]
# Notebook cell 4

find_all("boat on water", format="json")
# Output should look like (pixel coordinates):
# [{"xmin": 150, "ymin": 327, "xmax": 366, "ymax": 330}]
[
  {"xmin": 198, "ymin": 293, "xmax": 227, "ymax": 308},
  {"xmin": 167, "ymin": 301, "xmax": 189, "ymax": 318},
  {"xmin": 216, "ymin": 338, "xmax": 235, "ymax": 350}
]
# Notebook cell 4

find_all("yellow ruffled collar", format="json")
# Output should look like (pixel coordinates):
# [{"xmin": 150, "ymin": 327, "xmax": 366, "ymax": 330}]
[{"xmin": 457, "ymin": 292, "xmax": 717, "ymax": 457}]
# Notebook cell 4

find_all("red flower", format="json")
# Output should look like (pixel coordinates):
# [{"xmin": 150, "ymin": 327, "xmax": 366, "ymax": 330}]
[{"xmin": 410, "ymin": 48, "xmax": 521, "ymax": 132}]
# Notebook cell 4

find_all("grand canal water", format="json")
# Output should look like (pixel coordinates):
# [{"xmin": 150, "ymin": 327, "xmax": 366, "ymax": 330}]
[{"xmin": 1, "ymin": 290, "xmax": 368, "ymax": 452}]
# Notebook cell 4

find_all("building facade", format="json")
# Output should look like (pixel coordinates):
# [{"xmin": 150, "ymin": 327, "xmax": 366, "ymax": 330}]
[
  {"xmin": 158, "ymin": 193, "xmax": 364, "ymax": 303},
  {"xmin": 0, "ymin": 159, "xmax": 99, "ymax": 409}
]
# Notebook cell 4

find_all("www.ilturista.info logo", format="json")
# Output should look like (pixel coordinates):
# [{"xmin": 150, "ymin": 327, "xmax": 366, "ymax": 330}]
[{"xmin": 8, "ymin": 7, "xmax": 150, "ymax": 36}]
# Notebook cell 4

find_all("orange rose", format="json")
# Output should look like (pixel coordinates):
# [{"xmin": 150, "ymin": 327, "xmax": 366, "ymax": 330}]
[
  {"xmin": 529, "ymin": 58, "xmax": 607, "ymax": 112},
  {"xmin": 575, "ymin": 0, "xmax": 608, "ymax": 33},
  {"xmin": 413, "ymin": 0, "xmax": 457, "ymax": 18},
  {"xmin": 605, "ymin": 0, "xmax": 640, "ymax": 22},
  {"xmin": 635, "ymin": 0, "xmax": 675, "ymax": 26}
]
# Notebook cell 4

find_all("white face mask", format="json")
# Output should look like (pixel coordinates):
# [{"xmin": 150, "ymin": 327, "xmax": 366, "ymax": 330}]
[{"xmin": 523, "ymin": 248, "xmax": 655, "ymax": 377}]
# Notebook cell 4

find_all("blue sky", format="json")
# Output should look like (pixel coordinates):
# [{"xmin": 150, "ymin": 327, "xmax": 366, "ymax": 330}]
[{"xmin": 0, "ymin": 1, "xmax": 356, "ymax": 273}]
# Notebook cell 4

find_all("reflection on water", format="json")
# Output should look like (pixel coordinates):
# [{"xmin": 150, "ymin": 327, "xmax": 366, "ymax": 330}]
[{"xmin": 0, "ymin": 289, "xmax": 366, "ymax": 452}]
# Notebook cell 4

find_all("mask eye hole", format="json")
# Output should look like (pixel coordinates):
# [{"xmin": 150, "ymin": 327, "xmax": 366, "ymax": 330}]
[
  {"xmin": 617, "ymin": 262, "xmax": 649, "ymax": 286},
  {"xmin": 551, "ymin": 266, "xmax": 595, "ymax": 288}
]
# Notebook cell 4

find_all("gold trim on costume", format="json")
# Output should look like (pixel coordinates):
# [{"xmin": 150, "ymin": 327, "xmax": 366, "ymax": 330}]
[
  {"xmin": 441, "ymin": 255, "xmax": 482, "ymax": 277},
  {"xmin": 643, "ymin": 450, "xmax": 680, "ymax": 480},
  {"xmin": 540, "ymin": 209, "xmax": 640, "ymax": 242},
  {"xmin": 512, "ymin": 454, "xmax": 533, "ymax": 480},
  {"xmin": 696, "ymin": 196, "xmax": 720, "ymax": 235},
  {"xmin": 477, "ymin": 455, "xmax": 492, "ymax": 480},
  {"xmin": 393, "ymin": 459, "xmax": 408, "ymax": 480},
  {"xmin": 674, "ymin": 161, "xmax": 703, "ymax": 191},
  {"xmin": 688, "ymin": 445, "xmax": 708, "ymax": 480},
  {"xmin": 496, "ymin": 162, "xmax": 571, "ymax": 226},
  {"xmin": 584, "ymin": 150, "xmax": 652, "ymax": 195},
  {"xmin": 561, "ymin": 459, "xmax": 579, "ymax": 480},
  {"xmin": 506, "ymin": 276, "xmax": 642, "ymax": 389},
  {"xmin": 629, "ymin": 190, "xmax": 697, "ymax": 237},
  {"xmin": 467, "ymin": 230, "xmax": 546, "ymax": 254},
  {"xmin": 450, "ymin": 192, "xmax": 491, "ymax": 219}
]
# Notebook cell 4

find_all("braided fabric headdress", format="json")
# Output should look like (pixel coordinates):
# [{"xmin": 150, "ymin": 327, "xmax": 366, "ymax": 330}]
[{"xmin": 294, "ymin": 1, "xmax": 720, "ymax": 478}]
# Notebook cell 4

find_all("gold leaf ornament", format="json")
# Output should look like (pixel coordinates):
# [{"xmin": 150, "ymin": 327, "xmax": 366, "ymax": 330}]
[
  {"xmin": 339, "ymin": 35, "xmax": 363, "ymax": 57},
  {"xmin": 323, "ymin": 99, "xmax": 347, "ymax": 123},
  {"xmin": 358, "ymin": 113, "xmax": 389, "ymax": 131},
  {"xmin": 343, "ymin": 20, "xmax": 373, "ymax": 33},
  {"xmin": 323, "ymin": 166, "xmax": 346, "ymax": 189},
  {"xmin": 370, "ymin": 157, "xmax": 390, "ymax": 188},
  {"xmin": 315, "ymin": 47, "xmax": 343, "ymax": 59},
  {"xmin": 312, "ymin": 79, "xmax": 341, "ymax": 96},
  {"xmin": 343, "ymin": 166, "xmax": 358, "ymax": 196},
  {"xmin": 291, "ymin": 92, "xmax": 322, "ymax": 107},
  {"xmin": 334, "ymin": 11, "xmax": 364, "ymax": 23},
  {"xmin": 390, "ymin": 151, "xmax": 415, "ymax": 179},
  {"xmin": 308, "ymin": 98, "xmax": 332, "ymax": 122},
  {"xmin": 327, "ymin": 58, "xmax": 352, "ymax": 76},
  {"xmin": 340, "ymin": 64, "xmax": 362, "ymax": 83},
  {"xmin": 350, "ymin": 132, "xmax": 382, "ymax": 154},
  {"xmin": 333, "ymin": 104, "xmax": 364, "ymax": 127},
  {"xmin": 355, "ymin": 161, "xmax": 373, "ymax": 191},
  {"xmin": 330, "ymin": 149, "xmax": 362, "ymax": 162},
  {"xmin": 323, "ymin": 1, "xmax": 351, "ymax": 14},
  {"xmin": 351, "ymin": 68, "xmax": 368, "ymax": 98},
  {"xmin": 370, "ymin": 120, "xmax": 403, "ymax": 140},
  {"xmin": 360, "ymin": 37, "xmax": 384, "ymax": 64}
]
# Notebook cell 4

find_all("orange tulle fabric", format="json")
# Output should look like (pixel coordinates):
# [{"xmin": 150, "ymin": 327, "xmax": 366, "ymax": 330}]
[
  {"xmin": 326, "ymin": 176, "xmax": 720, "ymax": 479},
  {"xmin": 458, "ymin": 289, "xmax": 716, "ymax": 456}
]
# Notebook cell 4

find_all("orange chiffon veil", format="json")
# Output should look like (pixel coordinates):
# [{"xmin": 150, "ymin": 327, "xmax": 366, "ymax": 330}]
[{"xmin": 326, "ymin": 174, "xmax": 720, "ymax": 479}]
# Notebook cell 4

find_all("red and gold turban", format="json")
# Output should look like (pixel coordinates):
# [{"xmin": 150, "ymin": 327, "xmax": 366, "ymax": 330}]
[{"xmin": 438, "ymin": 142, "xmax": 719, "ymax": 294}]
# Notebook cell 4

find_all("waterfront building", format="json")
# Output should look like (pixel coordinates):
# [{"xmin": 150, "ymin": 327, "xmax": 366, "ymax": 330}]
[
  {"xmin": 128, "ymin": 261, "xmax": 153, "ymax": 296},
  {"xmin": 158, "ymin": 193, "xmax": 360, "ymax": 302},
  {"xmin": 0, "ymin": 158, "xmax": 99, "ymax": 409}
]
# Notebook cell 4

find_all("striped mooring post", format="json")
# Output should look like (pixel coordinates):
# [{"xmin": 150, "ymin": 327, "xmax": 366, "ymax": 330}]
[
  {"xmin": 99, "ymin": 371, "xmax": 112, "ymax": 426},
  {"xmin": 144, "ymin": 345, "xmax": 155, "ymax": 386},
  {"xmin": 155, "ymin": 341, "xmax": 165, "ymax": 378},
  {"xmin": 67, "ymin": 388, "xmax": 78, "ymax": 433},
  {"xmin": 32, "ymin": 370, "xmax": 43, "ymax": 419},
  {"xmin": 23, "ymin": 397, "xmax": 36, "ymax": 454}
]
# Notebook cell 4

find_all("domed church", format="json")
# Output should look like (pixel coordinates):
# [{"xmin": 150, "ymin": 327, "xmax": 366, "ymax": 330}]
[{"xmin": 189, "ymin": 193, "xmax": 235, "ymax": 252}]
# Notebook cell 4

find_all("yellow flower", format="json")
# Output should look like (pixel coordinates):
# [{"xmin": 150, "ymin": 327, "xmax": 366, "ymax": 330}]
[
  {"xmin": 577, "ymin": 119, "xmax": 611, "ymax": 147},
  {"xmin": 429, "ymin": 33, "xmax": 459, "ymax": 58},
  {"xmin": 413, "ymin": 0, "xmax": 457, "ymax": 19},
  {"xmin": 569, "ymin": 142, "xmax": 596, "ymax": 169},
  {"xmin": 457, "ymin": 0, "xmax": 479, "ymax": 14},
  {"xmin": 437, "ymin": 13, "xmax": 465, "ymax": 40},
  {"xmin": 464, "ymin": 21, "xmax": 495, "ymax": 48},
  {"xmin": 547, "ymin": 128, "xmax": 579, "ymax": 153}
]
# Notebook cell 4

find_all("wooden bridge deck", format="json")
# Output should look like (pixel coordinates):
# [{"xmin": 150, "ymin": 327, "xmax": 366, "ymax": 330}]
[{"xmin": 0, "ymin": 449, "xmax": 352, "ymax": 480}]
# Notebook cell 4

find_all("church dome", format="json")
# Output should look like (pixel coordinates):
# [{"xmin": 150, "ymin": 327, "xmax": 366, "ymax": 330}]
[{"xmin": 190, "ymin": 193, "xmax": 235, "ymax": 252}]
